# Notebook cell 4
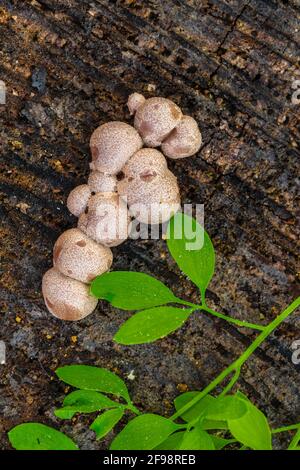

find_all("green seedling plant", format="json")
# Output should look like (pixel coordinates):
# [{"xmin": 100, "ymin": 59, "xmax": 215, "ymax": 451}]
[
  {"xmin": 8, "ymin": 213, "xmax": 300, "ymax": 450},
  {"xmin": 8, "ymin": 362, "xmax": 300, "ymax": 451},
  {"xmin": 91, "ymin": 213, "xmax": 267, "ymax": 344}
]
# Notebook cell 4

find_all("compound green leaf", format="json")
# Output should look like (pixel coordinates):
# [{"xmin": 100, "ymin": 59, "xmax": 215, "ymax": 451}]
[
  {"xmin": 56, "ymin": 365, "xmax": 130, "ymax": 402},
  {"xmin": 167, "ymin": 213, "xmax": 215, "ymax": 298},
  {"xmin": 90, "ymin": 408, "xmax": 124, "ymax": 440},
  {"xmin": 228, "ymin": 393, "xmax": 272, "ymax": 450},
  {"xmin": 155, "ymin": 432, "xmax": 185, "ymax": 450},
  {"xmin": 114, "ymin": 307, "xmax": 191, "ymax": 345},
  {"xmin": 110, "ymin": 414, "xmax": 179, "ymax": 450},
  {"xmin": 54, "ymin": 390, "xmax": 119, "ymax": 419},
  {"xmin": 8, "ymin": 423, "xmax": 78, "ymax": 450},
  {"xmin": 91, "ymin": 272, "xmax": 176, "ymax": 310},
  {"xmin": 174, "ymin": 391, "xmax": 216, "ymax": 422},
  {"xmin": 204, "ymin": 395, "xmax": 247, "ymax": 421},
  {"xmin": 179, "ymin": 428, "xmax": 215, "ymax": 450}
]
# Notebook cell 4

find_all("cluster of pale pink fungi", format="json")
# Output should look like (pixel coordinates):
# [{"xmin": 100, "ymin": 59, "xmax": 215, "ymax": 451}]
[{"xmin": 42, "ymin": 94, "xmax": 202, "ymax": 321}]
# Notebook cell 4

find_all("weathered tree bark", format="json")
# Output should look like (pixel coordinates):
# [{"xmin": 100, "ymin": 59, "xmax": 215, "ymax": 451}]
[{"xmin": 0, "ymin": 0, "xmax": 299, "ymax": 449}]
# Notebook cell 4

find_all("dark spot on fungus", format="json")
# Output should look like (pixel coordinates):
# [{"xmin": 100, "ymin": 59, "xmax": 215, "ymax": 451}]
[
  {"xmin": 116, "ymin": 171, "xmax": 125, "ymax": 181},
  {"xmin": 140, "ymin": 170, "xmax": 157, "ymax": 182},
  {"xmin": 76, "ymin": 240, "xmax": 86, "ymax": 247}
]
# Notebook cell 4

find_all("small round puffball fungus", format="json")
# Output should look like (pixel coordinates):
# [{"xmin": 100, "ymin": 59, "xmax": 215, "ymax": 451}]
[
  {"xmin": 53, "ymin": 228, "xmax": 113, "ymax": 283},
  {"xmin": 122, "ymin": 148, "xmax": 168, "ymax": 178},
  {"xmin": 127, "ymin": 92, "xmax": 146, "ymax": 115},
  {"xmin": 42, "ymin": 268, "xmax": 98, "ymax": 321},
  {"xmin": 78, "ymin": 192, "xmax": 131, "ymax": 247},
  {"xmin": 67, "ymin": 184, "xmax": 91, "ymax": 217},
  {"xmin": 89, "ymin": 121, "xmax": 143, "ymax": 175},
  {"xmin": 117, "ymin": 149, "xmax": 181, "ymax": 224},
  {"xmin": 161, "ymin": 115, "xmax": 202, "ymax": 159},
  {"xmin": 87, "ymin": 171, "xmax": 117, "ymax": 193},
  {"xmin": 130, "ymin": 96, "xmax": 182, "ymax": 147}
]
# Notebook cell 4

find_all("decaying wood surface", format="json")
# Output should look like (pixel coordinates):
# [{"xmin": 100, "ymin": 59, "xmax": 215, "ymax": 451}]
[{"xmin": 0, "ymin": 0, "xmax": 299, "ymax": 449}]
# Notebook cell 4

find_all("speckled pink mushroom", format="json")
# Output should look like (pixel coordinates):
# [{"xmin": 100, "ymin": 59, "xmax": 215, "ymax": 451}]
[
  {"xmin": 87, "ymin": 171, "xmax": 117, "ymax": 193},
  {"xmin": 42, "ymin": 93, "xmax": 201, "ymax": 322},
  {"xmin": 67, "ymin": 184, "xmax": 91, "ymax": 217},
  {"xmin": 89, "ymin": 121, "xmax": 143, "ymax": 175},
  {"xmin": 162, "ymin": 115, "xmax": 202, "ymax": 159},
  {"xmin": 42, "ymin": 268, "xmax": 98, "ymax": 321},
  {"xmin": 53, "ymin": 228, "xmax": 113, "ymax": 283},
  {"xmin": 127, "ymin": 94, "xmax": 202, "ymax": 159},
  {"xmin": 117, "ymin": 148, "xmax": 181, "ymax": 224},
  {"xmin": 78, "ymin": 192, "xmax": 131, "ymax": 247},
  {"xmin": 131, "ymin": 96, "xmax": 182, "ymax": 147},
  {"xmin": 127, "ymin": 92, "xmax": 146, "ymax": 115}
]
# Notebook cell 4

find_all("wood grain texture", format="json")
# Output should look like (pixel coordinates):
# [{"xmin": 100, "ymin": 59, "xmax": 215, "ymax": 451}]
[{"xmin": 0, "ymin": 0, "xmax": 299, "ymax": 449}]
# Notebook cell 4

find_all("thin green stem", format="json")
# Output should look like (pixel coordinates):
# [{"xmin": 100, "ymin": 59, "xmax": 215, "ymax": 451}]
[
  {"xmin": 272, "ymin": 423, "xmax": 300, "ymax": 434},
  {"xmin": 127, "ymin": 403, "xmax": 141, "ymax": 415},
  {"xmin": 200, "ymin": 288, "xmax": 207, "ymax": 308},
  {"xmin": 220, "ymin": 368, "xmax": 241, "ymax": 397},
  {"xmin": 201, "ymin": 306, "xmax": 265, "ymax": 332},
  {"xmin": 288, "ymin": 428, "xmax": 300, "ymax": 450},
  {"xmin": 171, "ymin": 297, "xmax": 300, "ymax": 421},
  {"xmin": 176, "ymin": 298, "xmax": 265, "ymax": 331},
  {"xmin": 176, "ymin": 299, "xmax": 199, "ymax": 308}
]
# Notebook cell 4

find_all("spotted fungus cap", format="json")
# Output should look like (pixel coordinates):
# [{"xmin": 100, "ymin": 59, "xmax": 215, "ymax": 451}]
[
  {"xmin": 42, "ymin": 268, "xmax": 98, "ymax": 321},
  {"xmin": 131, "ymin": 96, "xmax": 182, "ymax": 147},
  {"xmin": 67, "ymin": 184, "xmax": 91, "ymax": 217},
  {"xmin": 89, "ymin": 121, "xmax": 143, "ymax": 175},
  {"xmin": 117, "ymin": 149, "xmax": 181, "ymax": 224},
  {"xmin": 53, "ymin": 228, "xmax": 113, "ymax": 283},
  {"xmin": 78, "ymin": 192, "xmax": 131, "ymax": 247},
  {"xmin": 162, "ymin": 115, "xmax": 202, "ymax": 159},
  {"xmin": 87, "ymin": 171, "xmax": 117, "ymax": 193}
]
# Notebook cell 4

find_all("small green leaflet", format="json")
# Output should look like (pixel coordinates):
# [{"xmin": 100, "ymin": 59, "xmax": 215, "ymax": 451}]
[
  {"xmin": 56, "ymin": 365, "xmax": 130, "ymax": 402},
  {"xmin": 114, "ymin": 307, "xmax": 192, "ymax": 345},
  {"xmin": 155, "ymin": 432, "xmax": 185, "ymax": 450},
  {"xmin": 90, "ymin": 408, "xmax": 124, "ymax": 440},
  {"xmin": 110, "ymin": 414, "xmax": 179, "ymax": 450},
  {"xmin": 174, "ymin": 391, "xmax": 247, "ymax": 426},
  {"xmin": 167, "ymin": 213, "xmax": 215, "ymax": 298},
  {"xmin": 228, "ymin": 392, "xmax": 272, "ymax": 450},
  {"xmin": 174, "ymin": 391, "xmax": 216, "ymax": 422},
  {"xmin": 288, "ymin": 428, "xmax": 300, "ymax": 450},
  {"xmin": 201, "ymin": 419, "xmax": 228, "ymax": 430},
  {"xmin": 211, "ymin": 435, "xmax": 236, "ymax": 450},
  {"xmin": 8, "ymin": 423, "xmax": 78, "ymax": 450},
  {"xmin": 179, "ymin": 427, "xmax": 215, "ymax": 450},
  {"xmin": 54, "ymin": 390, "xmax": 119, "ymax": 419},
  {"xmin": 204, "ymin": 395, "xmax": 247, "ymax": 421},
  {"xmin": 91, "ymin": 272, "xmax": 176, "ymax": 310}
]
